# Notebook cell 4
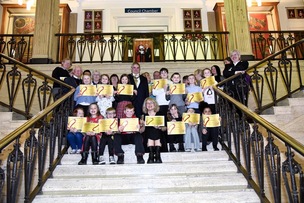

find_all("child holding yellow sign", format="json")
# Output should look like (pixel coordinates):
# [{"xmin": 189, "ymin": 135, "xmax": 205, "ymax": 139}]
[{"xmin": 201, "ymin": 105, "xmax": 220, "ymax": 151}]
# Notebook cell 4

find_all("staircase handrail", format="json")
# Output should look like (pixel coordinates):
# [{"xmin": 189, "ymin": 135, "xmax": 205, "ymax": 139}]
[
  {"xmin": 0, "ymin": 53, "xmax": 75, "ymax": 203},
  {"xmin": 214, "ymin": 39, "xmax": 304, "ymax": 202}
]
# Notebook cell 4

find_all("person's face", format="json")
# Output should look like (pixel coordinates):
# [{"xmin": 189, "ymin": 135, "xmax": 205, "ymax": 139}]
[
  {"xmin": 106, "ymin": 111, "xmax": 116, "ymax": 118},
  {"xmin": 203, "ymin": 108, "xmax": 212, "ymax": 115},
  {"xmin": 187, "ymin": 108, "xmax": 195, "ymax": 114},
  {"xmin": 124, "ymin": 108, "xmax": 134, "ymax": 118},
  {"xmin": 62, "ymin": 60, "xmax": 71, "ymax": 69},
  {"xmin": 195, "ymin": 74, "xmax": 202, "ymax": 81},
  {"xmin": 211, "ymin": 67, "xmax": 217, "ymax": 75},
  {"xmin": 146, "ymin": 100, "xmax": 155, "ymax": 111},
  {"xmin": 93, "ymin": 73, "xmax": 100, "ymax": 82},
  {"xmin": 170, "ymin": 106, "xmax": 178, "ymax": 115},
  {"xmin": 153, "ymin": 71, "xmax": 160, "ymax": 80},
  {"xmin": 89, "ymin": 104, "xmax": 99, "ymax": 116},
  {"xmin": 183, "ymin": 77, "xmax": 189, "ymax": 85},
  {"xmin": 203, "ymin": 69, "xmax": 212, "ymax": 78},
  {"xmin": 76, "ymin": 109, "xmax": 84, "ymax": 117},
  {"xmin": 188, "ymin": 75, "xmax": 196, "ymax": 84},
  {"xmin": 230, "ymin": 51, "xmax": 240, "ymax": 63},
  {"xmin": 121, "ymin": 76, "xmax": 129, "ymax": 84},
  {"xmin": 101, "ymin": 75, "xmax": 109, "ymax": 84},
  {"xmin": 74, "ymin": 67, "xmax": 83, "ymax": 78},
  {"xmin": 171, "ymin": 74, "xmax": 180, "ymax": 84},
  {"xmin": 111, "ymin": 76, "xmax": 118, "ymax": 85},
  {"xmin": 160, "ymin": 70, "xmax": 168, "ymax": 79},
  {"xmin": 144, "ymin": 74, "xmax": 151, "ymax": 83},
  {"xmin": 82, "ymin": 75, "xmax": 91, "ymax": 85},
  {"xmin": 131, "ymin": 64, "xmax": 140, "ymax": 75}
]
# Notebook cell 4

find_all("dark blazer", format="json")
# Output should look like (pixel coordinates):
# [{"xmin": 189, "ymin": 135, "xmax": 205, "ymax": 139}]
[
  {"xmin": 63, "ymin": 76, "xmax": 82, "ymax": 94},
  {"xmin": 223, "ymin": 60, "xmax": 249, "ymax": 87},
  {"xmin": 128, "ymin": 74, "xmax": 149, "ymax": 118}
]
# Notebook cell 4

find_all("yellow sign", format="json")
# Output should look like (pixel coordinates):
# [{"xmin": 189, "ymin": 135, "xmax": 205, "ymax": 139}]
[
  {"xmin": 186, "ymin": 92, "xmax": 204, "ymax": 103},
  {"xmin": 153, "ymin": 79, "xmax": 167, "ymax": 90},
  {"xmin": 67, "ymin": 117, "xmax": 86, "ymax": 131},
  {"xmin": 202, "ymin": 114, "xmax": 221, "ymax": 127},
  {"xmin": 182, "ymin": 113, "xmax": 200, "ymax": 124},
  {"xmin": 82, "ymin": 122, "xmax": 100, "ymax": 133},
  {"xmin": 170, "ymin": 83, "xmax": 186, "ymax": 94},
  {"xmin": 117, "ymin": 84, "xmax": 134, "ymax": 95},
  {"xmin": 145, "ymin": 116, "xmax": 165, "ymax": 126},
  {"xmin": 79, "ymin": 85, "xmax": 97, "ymax": 96},
  {"xmin": 96, "ymin": 84, "xmax": 113, "ymax": 96},
  {"xmin": 167, "ymin": 121, "xmax": 185, "ymax": 135},
  {"xmin": 119, "ymin": 118, "xmax": 139, "ymax": 132},
  {"xmin": 99, "ymin": 118, "xmax": 118, "ymax": 132},
  {"xmin": 200, "ymin": 76, "xmax": 216, "ymax": 88}
]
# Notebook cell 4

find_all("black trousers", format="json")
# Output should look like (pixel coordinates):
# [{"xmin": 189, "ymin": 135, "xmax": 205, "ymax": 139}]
[
  {"xmin": 114, "ymin": 133, "xmax": 145, "ymax": 155},
  {"xmin": 99, "ymin": 135, "xmax": 114, "ymax": 156},
  {"xmin": 202, "ymin": 127, "xmax": 219, "ymax": 148}
]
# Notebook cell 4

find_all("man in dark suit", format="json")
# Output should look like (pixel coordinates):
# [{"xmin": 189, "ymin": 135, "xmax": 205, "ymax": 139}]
[
  {"xmin": 63, "ymin": 65, "xmax": 83, "ymax": 93},
  {"xmin": 128, "ymin": 62, "xmax": 149, "ymax": 118}
]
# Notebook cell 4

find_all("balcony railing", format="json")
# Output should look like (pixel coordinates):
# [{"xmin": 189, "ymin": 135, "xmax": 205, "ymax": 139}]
[{"xmin": 0, "ymin": 31, "xmax": 303, "ymax": 64}]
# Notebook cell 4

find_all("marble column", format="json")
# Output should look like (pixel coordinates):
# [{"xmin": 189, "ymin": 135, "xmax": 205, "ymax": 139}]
[
  {"xmin": 224, "ymin": 0, "xmax": 254, "ymax": 59},
  {"xmin": 30, "ymin": 0, "xmax": 60, "ymax": 63}
]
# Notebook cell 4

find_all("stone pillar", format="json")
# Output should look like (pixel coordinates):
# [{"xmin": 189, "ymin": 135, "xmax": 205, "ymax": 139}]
[
  {"xmin": 30, "ymin": 0, "xmax": 60, "ymax": 63},
  {"xmin": 224, "ymin": 0, "xmax": 254, "ymax": 59}
]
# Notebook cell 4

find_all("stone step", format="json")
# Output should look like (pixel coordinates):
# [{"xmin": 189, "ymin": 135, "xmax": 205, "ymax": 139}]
[
  {"xmin": 33, "ymin": 189, "xmax": 260, "ymax": 203},
  {"xmin": 0, "ymin": 112, "xmax": 13, "ymax": 122},
  {"xmin": 61, "ymin": 149, "xmax": 226, "ymax": 165},
  {"xmin": 53, "ymin": 159, "xmax": 236, "ymax": 176},
  {"xmin": 288, "ymin": 97, "xmax": 304, "ymax": 106}
]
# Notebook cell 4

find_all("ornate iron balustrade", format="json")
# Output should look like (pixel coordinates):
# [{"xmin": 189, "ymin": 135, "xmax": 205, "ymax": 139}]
[
  {"xmin": 55, "ymin": 32, "xmax": 229, "ymax": 63},
  {"xmin": 0, "ymin": 34, "xmax": 33, "ymax": 64},
  {"xmin": 248, "ymin": 38, "xmax": 304, "ymax": 113},
  {"xmin": 0, "ymin": 53, "xmax": 74, "ymax": 203},
  {"xmin": 250, "ymin": 30, "xmax": 304, "ymax": 60},
  {"xmin": 215, "ymin": 39, "xmax": 304, "ymax": 202}
]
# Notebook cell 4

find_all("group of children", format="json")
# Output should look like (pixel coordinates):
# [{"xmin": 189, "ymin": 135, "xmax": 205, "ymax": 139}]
[{"xmin": 66, "ymin": 64, "xmax": 222, "ymax": 165}]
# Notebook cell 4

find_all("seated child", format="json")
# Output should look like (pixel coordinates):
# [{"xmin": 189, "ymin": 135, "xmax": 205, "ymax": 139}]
[
  {"xmin": 114, "ymin": 104, "xmax": 145, "ymax": 164},
  {"xmin": 78, "ymin": 103, "xmax": 104, "ymax": 165},
  {"xmin": 201, "ymin": 106, "xmax": 220, "ymax": 151},
  {"xmin": 184, "ymin": 108, "xmax": 201, "ymax": 152},
  {"xmin": 66, "ymin": 107, "xmax": 84, "ymax": 154},
  {"xmin": 99, "ymin": 107, "xmax": 116, "ymax": 164}
]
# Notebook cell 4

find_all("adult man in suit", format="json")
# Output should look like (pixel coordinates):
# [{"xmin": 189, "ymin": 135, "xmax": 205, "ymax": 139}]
[
  {"xmin": 128, "ymin": 62, "xmax": 149, "ymax": 118},
  {"xmin": 63, "ymin": 65, "xmax": 83, "ymax": 92}
]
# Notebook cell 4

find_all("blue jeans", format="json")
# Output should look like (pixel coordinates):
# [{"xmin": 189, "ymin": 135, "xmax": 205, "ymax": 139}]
[
  {"xmin": 184, "ymin": 125, "xmax": 200, "ymax": 150},
  {"xmin": 66, "ymin": 132, "xmax": 84, "ymax": 150}
]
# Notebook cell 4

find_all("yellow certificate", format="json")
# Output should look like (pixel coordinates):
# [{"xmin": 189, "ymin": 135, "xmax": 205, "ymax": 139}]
[
  {"xmin": 145, "ymin": 116, "xmax": 165, "ymax": 126},
  {"xmin": 167, "ymin": 121, "xmax": 185, "ymax": 135},
  {"xmin": 200, "ymin": 76, "xmax": 217, "ymax": 88},
  {"xmin": 186, "ymin": 92, "xmax": 204, "ymax": 103},
  {"xmin": 67, "ymin": 117, "xmax": 86, "ymax": 131},
  {"xmin": 82, "ymin": 122, "xmax": 100, "ymax": 133},
  {"xmin": 96, "ymin": 84, "xmax": 113, "ymax": 96},
  {"xmin": 182, "ymin": 113, "xmax": 200, "ymax": 124},
  {"xmin": 99, "ymin": 118, "xmax": 118, "ymax": 132},
  {"xmin": 153, "ymin": 79, "xmax": 167, "ymax": 90},
  {"xmin": 119, "ymin": 118, "xmax": 139, "ymax": 132},
  {"xmin": 117, "ymin": 84, "xmax": 134, "ymax": 95},
  {"xmin": 170, "ymin": 84, "xmax": 185, "ymax": 94},
  {"xmin": 203, "ymin": 114, "xmax": 221, "ymax": 127},
  {"xmin": 79, "ymin": 85, "xmax": 97, "ymax": 96}
]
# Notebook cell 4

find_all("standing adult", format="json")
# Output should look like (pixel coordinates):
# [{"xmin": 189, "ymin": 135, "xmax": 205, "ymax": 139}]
[
  {"xmin": 52, "ymin": 58, "xmax": 72, "ymax": 99},
  {"xmin": 64, "ymin": 65, "xmax": 83, "ymax": 90},
  {"xmin": 223, "ymin": 50, "xmax": 249, "ymax": 107},
  {"xmin": 145, "ymin": 44, "xmax": 152, "ymax": 62},
  {"xmin": 128, "ymin": 62, "xmax": 149, "ymax": 118}
]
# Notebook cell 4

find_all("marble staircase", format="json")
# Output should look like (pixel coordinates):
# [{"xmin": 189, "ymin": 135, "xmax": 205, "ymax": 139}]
[{"xmin": 32, "ymin": 145, "xmax": 260, "ymax": 203}]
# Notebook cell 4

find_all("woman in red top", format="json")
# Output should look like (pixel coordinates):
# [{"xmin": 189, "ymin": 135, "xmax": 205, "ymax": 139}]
[{"xmin": 78, "ymin": 103, "xmax": 104, "ymax": 165}]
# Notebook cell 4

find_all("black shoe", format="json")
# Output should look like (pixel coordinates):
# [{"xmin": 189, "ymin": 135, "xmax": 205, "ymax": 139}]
[
  {"xmin": 214, "ymin": 147, "xmax": 219, "ymax": 151},
  {"xmin": 147, "ymin": 146, "xmax": 155, "ymax": 164},
  {"xmin": 155, "ymin": 146, "xmax": 162, "ymax": 163},
  {"xmin": 169, "ymin": 143, "xmax": 177, "ymax": 152},
  {"xmin": 178, "ymin": 143, "xmax": 185, "ymax": 152},
  {"xmin": 136, "ymin": 155, "xmax": 145, "ymax": 164},
  {"xmin": 117, "ymin": 154, "xmax": 124, "ymax": 164},
  {"xmin": 78, "ymin": 152, "xmax": 88, "ymax": 165},
  {"xmin": 202, "ymin": 147, "xmax": 207, "ymax": 151}
]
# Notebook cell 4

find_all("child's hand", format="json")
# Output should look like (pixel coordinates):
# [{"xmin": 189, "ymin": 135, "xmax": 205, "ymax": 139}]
[
  {"xmin": 86, "ymin": 131, "xmax": 95, "ymax": 136},
  {"xmin": 70, "ymin": 127, "xmax": 77, "ymax": 133},
  {"xmin": 106, "ymin": 95, "xmax": 111, "ymax": 99},
  {"xmin": 118, "ymin": 125, "xmax": 125, "ymax": 132},
  {"xmin": 106, "ymin": 130, "xmax": 112, "ymax": 135},
  {"xmin": 113, "ymin": 90, "xmax": 117, "ymax": 95},
  {"xmin": 133, "ymin": 90, "xmax": 137, "ymax": 95},
  {"xmin": 202, "ymin": 129, "xmax": 207, "ymax": 134}
]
